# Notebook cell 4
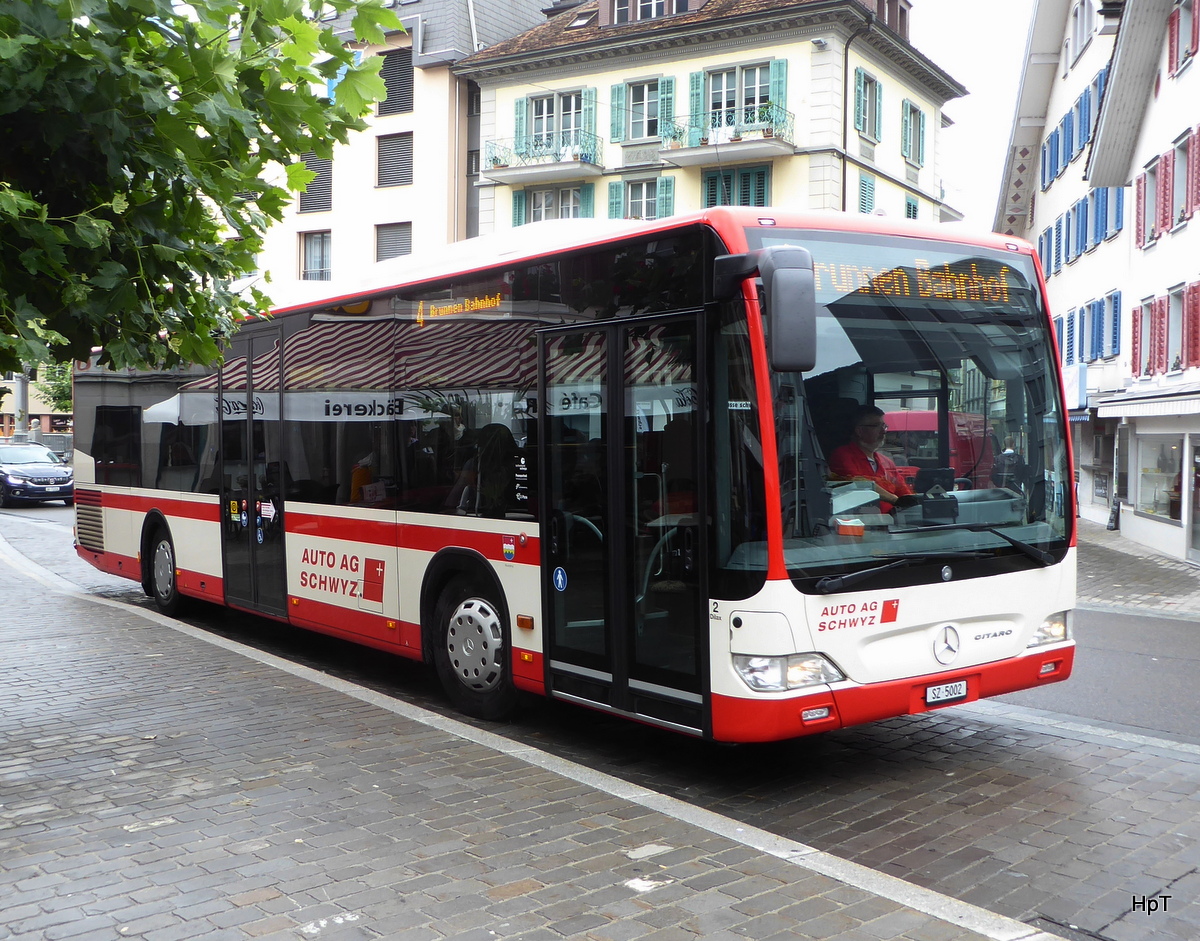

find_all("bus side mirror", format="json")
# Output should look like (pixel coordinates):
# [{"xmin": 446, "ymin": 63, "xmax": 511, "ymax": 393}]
[{"xmin": 713, "ymin": 247, "xmax": 816, "ymax": 373}]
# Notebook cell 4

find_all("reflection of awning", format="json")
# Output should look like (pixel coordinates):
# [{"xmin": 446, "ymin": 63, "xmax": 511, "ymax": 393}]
[{"xmin": 182, "ymin": 319, "xmax": 545, "ymax": 394}]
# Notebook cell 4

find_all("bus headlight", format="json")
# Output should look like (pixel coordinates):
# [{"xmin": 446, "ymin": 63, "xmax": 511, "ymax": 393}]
[
  {"xmin": 733, "ymin": 653, "xmax": 845, "ymax": 692},
  {"xmin": 1028, "ymin": 610, "xmax": 1071, "ymax": 647}
]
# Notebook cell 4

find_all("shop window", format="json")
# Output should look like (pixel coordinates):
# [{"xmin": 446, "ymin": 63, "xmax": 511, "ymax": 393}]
[{"xmin": 1136, "ymin": 435, "xmax": 1183, "ymax": 520}]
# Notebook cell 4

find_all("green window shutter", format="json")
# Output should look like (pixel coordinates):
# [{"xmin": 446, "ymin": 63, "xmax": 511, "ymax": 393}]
[
  {"xmin": 769, "ymin": 58, "xmax": 788, "ymax": 112},
  {"xmin": 582, "ymin": 87, "xmax": 597, "ymax": 138},
  {"xmin": 656, "ymin": 175, "xmax": 675, "ymax": 218},
  {"xmin": 608, "ymin": 181, "xmax": 624, "ymax": 218},
  {"xmin": 917, "ymin": 110, "xmax": 926, "ymax": 166},
  {"xmin": 610, "ymin": 84, "xmax": 626, "ymax": 143},
  {"xmin": 858, "ymin": 173, "xmax": 875, "ymax": 213},
  {"xmin": 854, "ymin": 68, "xmax": 865, "ymax": 132},
  {"xmin": 688, "ymin": 71, "xmax": 705, "ymax": 146},
  {"xmin": 874, "ymin": 83, "xmax": 883, "ymax": 141},
  {"xmin": 658, "ymin": 77, "xmax": 675, "ymax": 137},
  {"xmin": 580, "ymin": 182, "xmax": 595, "ymax": 218},
  {"xmin": 512, "ymin": 190, "xmax": 526, "ymax": 227},
  {"xmin": 747, "ymin": 167, "xmax": 769, "ymax": 207},
  {"xmin": 703, "ymin": 169, "xmax": 732, "ymax": 208},
  {"xmin": 901, "ymin": 100, "xmax": 912, "ymax": 160},
  {"xmin": 513, "ymin": 97, "xmax": 528, "ymax": 155}
]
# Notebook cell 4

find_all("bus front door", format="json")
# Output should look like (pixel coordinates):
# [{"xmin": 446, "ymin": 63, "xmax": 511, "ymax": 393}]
[
  {"xmin": 220, "ymin": 330, "xmax": 288, "ymax": 617},
  {"xmin": 541, "ymin": 317, "xmax": 707, "ymax": 735}
]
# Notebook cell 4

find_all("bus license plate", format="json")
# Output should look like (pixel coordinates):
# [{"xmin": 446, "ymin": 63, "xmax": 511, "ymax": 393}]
[{"xmin": 926, "ymin": 680, "xmax": 967, "ymax": 705}]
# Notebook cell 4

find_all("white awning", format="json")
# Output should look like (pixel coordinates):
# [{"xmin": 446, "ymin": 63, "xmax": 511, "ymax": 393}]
[{"xmin": 1096, "ymin": 395, "xmax": 1200, "ymax": 418}]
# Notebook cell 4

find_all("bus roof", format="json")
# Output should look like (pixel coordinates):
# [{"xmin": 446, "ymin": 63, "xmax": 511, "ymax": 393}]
[{"xmin": 269, "ymin": 207, "xmax": 1036, "ymax": 319}]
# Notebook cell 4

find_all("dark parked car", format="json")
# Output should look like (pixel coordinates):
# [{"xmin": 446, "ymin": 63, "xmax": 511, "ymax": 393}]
[{"xmin": 0, "ymin": 443, "xmax": 74, "ymax": 507}]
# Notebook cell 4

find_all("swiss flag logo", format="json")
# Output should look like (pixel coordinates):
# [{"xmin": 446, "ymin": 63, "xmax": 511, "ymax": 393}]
[
  {"xmin": 881, "ymin": 599, "xmax": 900, "ymax": 623},
  {"xmin": 362, "ymin": 558, "xmax": 386, "ymax": 603}
]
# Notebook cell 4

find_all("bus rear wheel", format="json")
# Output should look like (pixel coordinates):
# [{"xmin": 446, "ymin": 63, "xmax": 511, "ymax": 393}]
[
  {"xmin": 432, "ymin": 576, "xmax": 518, "ymax": 721},
  {"xmin": 149, "ymin": 527, "xmax": 184, "ymax": 616}
]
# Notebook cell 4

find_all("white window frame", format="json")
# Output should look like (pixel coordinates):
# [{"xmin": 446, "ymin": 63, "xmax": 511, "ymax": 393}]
[
  {"xmin": 1169, "ymin": 285, "xmax": 1186, "ymax": 370},
  {"xmin": 628, "ymin": 81, "xmax": 659, "ymax": 140},
  {"xmin": 627, "ymin": 179, "xmax": 658, "ymax": 220}
]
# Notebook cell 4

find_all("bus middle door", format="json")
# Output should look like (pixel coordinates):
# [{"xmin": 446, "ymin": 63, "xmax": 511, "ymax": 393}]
[
  {"xmin": 540, "ymin": 316, "xmax": 707, "ymax": 736},
  {"xmin": 220, "ymin": 330, "xmax": 288, "ymax": 617}
]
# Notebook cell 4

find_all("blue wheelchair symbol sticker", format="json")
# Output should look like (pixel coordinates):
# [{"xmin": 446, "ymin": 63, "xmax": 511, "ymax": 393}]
[{"xmin": 552, "ymin": 567, "xmax": 568, "ymax": 592}]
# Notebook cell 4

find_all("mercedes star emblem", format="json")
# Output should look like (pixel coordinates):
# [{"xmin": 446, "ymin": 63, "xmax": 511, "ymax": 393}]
[{"xmin": 934, "ymin": 625, "xmax": 960, "ymax": 665}]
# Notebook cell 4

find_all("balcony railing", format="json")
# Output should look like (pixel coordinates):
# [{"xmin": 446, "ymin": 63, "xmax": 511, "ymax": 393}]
[
  {"xmin": 661, "ymin": 102, "xmax": 796, "ymax": 148},
  {"xmin": 485, "ymin": 129, "xmax": 604, "ymax": 171}
]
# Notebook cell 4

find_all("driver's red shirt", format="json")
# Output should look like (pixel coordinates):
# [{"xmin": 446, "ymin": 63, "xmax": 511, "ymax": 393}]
[{"xmin": 828, "ymin": 445, "xmax": 914, "ymax": 513}]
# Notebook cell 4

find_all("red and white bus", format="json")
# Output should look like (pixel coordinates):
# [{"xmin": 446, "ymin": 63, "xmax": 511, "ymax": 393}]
[{"xmin": 73, "ymin": 207, "xmax": 1075, "ymax": 743}]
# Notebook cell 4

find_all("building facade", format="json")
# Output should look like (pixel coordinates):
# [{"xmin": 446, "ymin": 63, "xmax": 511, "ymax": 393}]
[
  {"xmin": 453, "ymin": 0, "xmax": 966, "ymax": 235},
  {"xmin": 252, "ymin": 0, "xmax": 546, "ymax": 311},
  {"xmin": 996, "ymin": 0, "xmax": 1126, "ymax": 531},
  {"xmin": 1089, "ymin": 0, "xmax": 1200, "ymax": 561},
  {"xmin": 999, "ymin": 0, "xmax": 1200, "ymax": 563}
]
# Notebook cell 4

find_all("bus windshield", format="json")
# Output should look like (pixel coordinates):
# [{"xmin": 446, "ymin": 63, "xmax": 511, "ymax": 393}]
[{"xmin": 747, "ymin": 228, "xmax": 1070, "ymax": 590}]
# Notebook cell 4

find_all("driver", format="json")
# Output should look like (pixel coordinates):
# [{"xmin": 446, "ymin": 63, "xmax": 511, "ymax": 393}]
[{"xmin": 828, "ymin": 404, "xmax": 914, "ymax": 514}]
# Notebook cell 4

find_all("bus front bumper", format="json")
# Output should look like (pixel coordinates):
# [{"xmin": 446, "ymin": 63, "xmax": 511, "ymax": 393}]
[{"xmin": 709, "ymin": 643, "xmax": 1075, "ymax": 743}]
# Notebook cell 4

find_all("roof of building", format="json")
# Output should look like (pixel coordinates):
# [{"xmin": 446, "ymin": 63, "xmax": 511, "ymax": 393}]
[{"xmin": 454, "ymin": 0, "xmax": 965, "ymax": 103}]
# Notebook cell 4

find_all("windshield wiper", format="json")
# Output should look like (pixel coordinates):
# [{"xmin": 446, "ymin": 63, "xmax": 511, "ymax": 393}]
[
  {"xmin": 813, "ymin": 551, "xmax": 987, "ymax": 594},
  {"xmin": 891, "ymin": 521, "xmax": 1055, "ymax": 566}
]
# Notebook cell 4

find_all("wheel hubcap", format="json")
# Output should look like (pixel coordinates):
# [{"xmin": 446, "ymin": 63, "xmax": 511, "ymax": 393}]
[
  {"xmin": 153, "ymin": 540, "xmax": 174, "ymax": 599},
  {"xmin": 445, "ymin": 598, "xmax": 503, "ymax": 692}
]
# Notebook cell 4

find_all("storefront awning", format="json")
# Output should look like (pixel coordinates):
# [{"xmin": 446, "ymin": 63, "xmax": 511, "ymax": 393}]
[{"xmin": 1096, "ymin": 382, "xmax": 1200, "ymax": 418}]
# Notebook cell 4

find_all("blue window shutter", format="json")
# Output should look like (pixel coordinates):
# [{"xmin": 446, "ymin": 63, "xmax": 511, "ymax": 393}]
[
  {"xmin": 1055, "ymin": 316, "xmax": 1064, "ymax": 358},
  {"xmin": 1080, "ymin": 90, "xmax": 1091, "ymax": 145},
  {"xmin": 512, "ymin": 190, "xmax": 526, "ymax": 227},
  {"xmin": 1065, "ymin": 311, "xmax": 1076, "ymax": 364},
  {"xmin": 658, "ymin": 77, "xmax": 675, "ymax": 136},
  {"xmin": 656, "ymin": 175, "xmax": 675, "ymax": 218},
  {"xmin": 1051, "ymin": 129, "xmax": 1061, "ymax": 177},
  {"xmin": 1093, "ymin": 189, "xmax": 1105, "ymax": 244},
  {"xmin": 1063, "ymin": 113, "xmax": 1074, "ymax": 160},
  {"xmin": 1054, "ymin": 218, "xmax": 1063, "ymax": 271},
  {"xmin": 769, "ymin": 58, "xmax": 788, "ymax": 111},
  {"xmin": 1040, "ymin": 143, "xmax": 1048, "ymax": 189},
  {"xmin": 610, "ymin": 84, "xmax": 626, "ymax": 143},
  {"xmin": 854, "ymin": 68, "xmax": 866, "ymax": 131},
  {"xmin": 608, "ymin": 181, "xmax": 624, "ymax": 218},
  {"xmin": 580, "ymin": 182, "xmax": 594, "ymax": 218},
  {"xmin": 917, "ymin": 110, "xmax": 926, "ymax": 166},
  {"xmin": 1111, "ymin": 292, "xmax": 1122, "ymax": 356},
  {"xmin": 582, "ymin": 87, "xmax": 597, "ymax": 139},
  {"xmin": 874, "ymin": 83, "xmax": 883, "ymax": 141},
  {"xmin": 1092, "ymin": 301, "xmax": 1105, "ymax": 360},
  {"xmin": 688, "ymin": 71, "xmax": 704, "ymax": 146},
  {"xmin": 901, "ymin": 100, "xmax": 912, "ymax": 160},
  {"xmin": 1114, "ymin": 187, "xmax": 1124, "ymax": 232},
  {"xmin": 514, "ymin": 98, "xmax": 528, "ymax": 155}
]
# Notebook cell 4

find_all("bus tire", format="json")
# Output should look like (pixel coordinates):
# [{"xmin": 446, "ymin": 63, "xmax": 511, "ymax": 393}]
[
  {"xmin": 149, "ymin": 526, "xmax": 185, "ymax": 616},
  {"xmin": 431, "ymin": 576, "xmax": 518, "ymax": 721}
]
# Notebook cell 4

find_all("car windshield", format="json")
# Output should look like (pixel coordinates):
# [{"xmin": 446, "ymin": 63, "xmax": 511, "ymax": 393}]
[
  {"xmin": 743, "ymin": 228, "xmax": 1071, "ymax": 591},
  {"xmin": 0, "ymin": 445, "xmax": 62, "ymax": 465}
]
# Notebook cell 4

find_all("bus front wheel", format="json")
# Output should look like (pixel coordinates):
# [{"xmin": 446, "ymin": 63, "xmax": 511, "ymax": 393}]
[
  {"xmin": 432, "ymin": 576, "xmax": 518, "ymax": 721},
  {"xmin": 149, "ymin": 527, "xmax": 184, "ymax": 616}
]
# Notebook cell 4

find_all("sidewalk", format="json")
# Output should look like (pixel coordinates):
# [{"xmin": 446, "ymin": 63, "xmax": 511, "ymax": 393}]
[
  {"xmin": 0, "ymin": 533, "xmax": 1057, "ymax": 941},
  {"xmin": 1074, "ymin": 517, "xmax": 1200, "ymax": 617}
]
